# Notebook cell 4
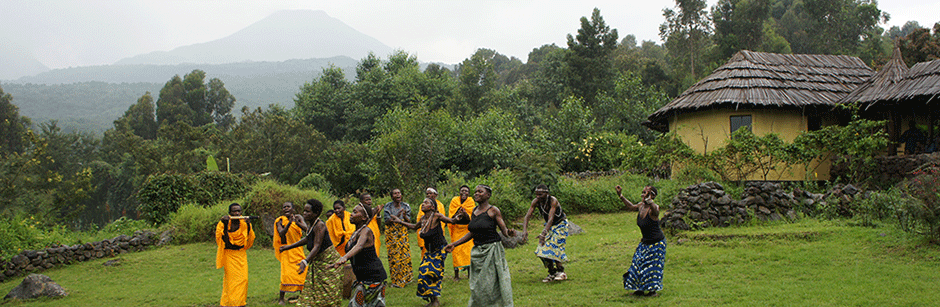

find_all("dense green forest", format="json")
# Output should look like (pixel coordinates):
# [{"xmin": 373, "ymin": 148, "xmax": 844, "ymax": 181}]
[{"xmin": 1, "ymin": 1, "xmax": 939, "ymax": 231}]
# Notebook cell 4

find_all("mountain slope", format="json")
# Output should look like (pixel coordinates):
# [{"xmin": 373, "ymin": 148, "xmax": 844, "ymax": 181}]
[{"xmin": 114, "ymin": 10, "xmax": 393, "ymax": 66}]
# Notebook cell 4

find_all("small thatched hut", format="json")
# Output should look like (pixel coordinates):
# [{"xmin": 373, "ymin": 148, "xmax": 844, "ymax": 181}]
[
  {"xmin": 840, "ymin": 49, "xmax": 940, "ymax": 155},
  {"xmin": 646, "ymin": 50, "xmax": 874, "ymax": 180}
]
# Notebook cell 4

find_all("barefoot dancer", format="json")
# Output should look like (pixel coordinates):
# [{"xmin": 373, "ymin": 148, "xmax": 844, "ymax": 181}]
[
  {"xmin": 616, "ymin": 185, "xmax": 666, "ymax": 297},
  {"xmin": 522, "ymin": 184, "xmax": 570, "ymax": 282},
  {"xmin": 391, "ymin": 198, "xmax": 469, "ymax": 307}
]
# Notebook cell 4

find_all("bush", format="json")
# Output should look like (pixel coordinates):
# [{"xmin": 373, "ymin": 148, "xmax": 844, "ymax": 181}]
[
  {"xmin": 137, "ymin": 172, "xmax": 254, "ymax": 224},
  {"xmin": 473, "ymin": 169, "xmax": 528, "ymax": 222},
  {"xmin": 896, "ymin": 166, "xmax": 940, "ymax": 243},
  {"xmin": 297, "ymin": 172, "xmax": 332, "ymax": 192},
  {"xmin": 242, "ymin": 180, "xmax": 335, "ymax": 218},
  {"xmin": 168, "ymin": 203, "xmax": 229, "ymax": 244},
  {"xmin": 555, "ymin": 173, "xmax": 649, "ymax": 214},
  {"xmin": 0, "ymin": 214, "xmax": 153, "ymax": 260},
  {"xmin": 852, "ymin": 189, "xmax": 907, "ymax": 227},
  {"xmin": 193, "ymin": 171, "xmax": 254, "ymax": 205},
  {"xmin": 137, "ymin": 173, "xmax": 198, "ymax": 224}
]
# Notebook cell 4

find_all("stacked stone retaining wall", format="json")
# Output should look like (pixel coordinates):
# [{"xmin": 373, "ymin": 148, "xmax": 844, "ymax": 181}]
[{"xmin": 0, "ymin": 230, "xmax": 165, "ymax": 283}]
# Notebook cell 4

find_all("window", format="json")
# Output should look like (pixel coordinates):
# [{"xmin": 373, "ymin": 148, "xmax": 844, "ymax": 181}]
[{"xmin": 730, "ymin": 115, "xmax": 752, "ymax": 135}]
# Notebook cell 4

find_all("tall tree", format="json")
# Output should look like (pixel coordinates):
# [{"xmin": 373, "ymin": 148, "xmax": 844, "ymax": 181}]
[
  {"xmin": 116, "ymin": 92, "xmax": 158, "ymax": 140},
  {"xmin": 454, "ymin": 48, "xmax": 499, "ymax": 117},
  {"xmin": 661, "ymin": 0, "xmax": 713, "ymax": 81},
  {"xmin": 802, "ymin": 0, "xmax": 885, "ymax": 55},
  {"xmin": 712, "ymin": 0, "xmax": 775, "ymax": 58},
  {"xmin": 565, "ymin": 8, "xmax": 619, "ymax": 106},
  {"xmin": 0, "ymin": 86, "xmax": 31, "ymax": 155},
  {"xmin": 900, "ymin": 23, "xmax": 940, "ymax": 64},
  {"xmin": 294, "ymin": 65, "xmax": 352, "ymax": 140},
  {"xmin": 222, "ymin": 106, "xmax": 328, "ymax": 184},
  {"xmin": 155, "ymin": 70, "xmax": 236, "ymax": 130}
]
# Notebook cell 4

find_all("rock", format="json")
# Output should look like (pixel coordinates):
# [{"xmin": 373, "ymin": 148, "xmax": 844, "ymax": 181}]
[
  {"xmin": 842, "ymin": 184, "xmax": 859, "ymax": 196},
  {"xmin": 3, "ymin": 274, "xmax": 67, "ymax": 300},
  {"xmin": 102, "ymin": 259, "xmax": 122, "ymax": 267},
  {"xmin": 568, "ymin": 220, "xmax": 585, "ymax": 235},
  {"xmin": 158, "ymin": 230, "xmax": 174, "ymax": 246},
  {"xmin": 11, "ymin": 255, "xmax": 27, "ymax": 268}
]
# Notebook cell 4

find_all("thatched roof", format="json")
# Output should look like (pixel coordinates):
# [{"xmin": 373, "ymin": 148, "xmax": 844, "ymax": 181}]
[
  {"xmin": 839, "ymin": 47, "xmax": 909, "ymax": 109},
  {"xmin": 646, "ymin": 50, "xmax": 873, "ymax": 132},
  {"xmin": 894, "ymin": 59, "xmax": 940, "ymax": 102}
]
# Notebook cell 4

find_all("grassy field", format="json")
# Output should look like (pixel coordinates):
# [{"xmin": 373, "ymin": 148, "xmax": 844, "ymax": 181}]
[{"xmin": 1, "ymin": 212, "xmax": 938, "ymax": 306}]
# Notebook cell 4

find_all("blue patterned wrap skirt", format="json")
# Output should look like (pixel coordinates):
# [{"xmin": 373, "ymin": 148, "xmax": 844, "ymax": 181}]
[
  {"xmin": 534, "ymin": 219, "xmax": 569, "ymax": 262},
  {"xmin": 622, "ymin": 238, "xmax": 666, "ymax": 292},
  {"xmin": 416, "ymin": 248, "xmax": 447, "ymax": 299}
]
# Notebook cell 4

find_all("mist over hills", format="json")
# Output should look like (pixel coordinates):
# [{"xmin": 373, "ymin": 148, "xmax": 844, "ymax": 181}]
[
  {"xmin": 0, "ymin": 9, "xmax": 420, "ymax": 134},
  {"xmin": 114, "ymin": 10, "xmax": 394, "ymax": 66},
  {"xmin": 0, "ymin": 48, "xmax": 49, "ymax": 80}
]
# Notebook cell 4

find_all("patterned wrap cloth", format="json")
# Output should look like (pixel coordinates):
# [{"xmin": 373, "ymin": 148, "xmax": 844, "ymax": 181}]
[
  {"xmin": 416, "ymin": 248, "xmax": 447, "ymax": 299},
  {"xmin": 622, "ymin": 239, "xmax": 666, "ymax": 292},
  {"xmin": 385, "ymin": 222, "xmax": 413, "ymax": 287},
  {"xmin": 468, "ymin": 242, "xmax": 514, "ymax": 307},
  {"xmin": 349, "ymin": 281, "xmax": 386, "ymax": 307},
  {"xmin": 534, "ymin": 219, "xmax": 569, "ymax": 263},
  {"xmin": 295, "ymin": 248, "xmax": 344, "ymax": 307}
]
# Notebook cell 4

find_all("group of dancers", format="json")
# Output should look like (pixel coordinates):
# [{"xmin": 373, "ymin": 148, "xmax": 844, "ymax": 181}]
[{"xmin": 214, "ymin": 184, "xmax": 667, "ymax": 307}]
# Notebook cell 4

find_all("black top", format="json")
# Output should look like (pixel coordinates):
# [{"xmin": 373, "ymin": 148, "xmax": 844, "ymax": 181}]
[
  {"xmin": 637, "ymin": 212, "xmax": 665, "ymax": 244},
  {"xmin": 538, "ymin": 196, "xmax": 567, "ymax": 226},
  {"xmin": 346, "ymin": 231, "xmax": 387, "ymax": 282},
  {"xmin": 305, "ymin": 219, "xmax": 331, "ymax": 255},
  {"xmin": 419, "ymin": 222, "xmax": 447, "ymax": 252},
  {"xmin": 468, "ymin": 210, "xmax": 501, "ymax": 245}
]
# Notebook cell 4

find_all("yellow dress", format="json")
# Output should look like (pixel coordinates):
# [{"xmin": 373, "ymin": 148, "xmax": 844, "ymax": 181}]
[
  {"xmin": 416, "ymin": 199, "xmax": 447, "ymax": 256},
  {"xmin": 273, "ymin": 216, "xmax": 308, "ymax": 293},
  {"xmin": 326, "ymin": 213, "xmax": 354, "ymax": 257},
  {"xmin": 448, "ymin": 196, "xmax": 475, "ymax": 269},
  {"xmin": 216, "ymin": 219, "xmax": 256, "ymax": 307},
  {"xmin": 367, "ymin": 214, "xmax": 381, "ymax": 257}
]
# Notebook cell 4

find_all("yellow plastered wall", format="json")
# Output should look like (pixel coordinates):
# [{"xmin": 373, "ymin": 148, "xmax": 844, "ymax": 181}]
[{"xmin": 668, "ymin": 108, "xmax": 831, "ymax": 181}]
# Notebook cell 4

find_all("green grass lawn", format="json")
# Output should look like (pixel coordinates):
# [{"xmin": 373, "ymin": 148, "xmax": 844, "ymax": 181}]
[{"xmin": 2, "ymin": 212, "xmax": 938, "ymax": 306}]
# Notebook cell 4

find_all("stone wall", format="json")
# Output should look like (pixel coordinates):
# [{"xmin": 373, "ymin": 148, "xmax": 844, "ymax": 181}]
[
  {"xmin": 661, "ymin": 182, "xmax": 749, "ymax": 230},
  {"xmin": 831, "ymin": 152, "xmax": 940, "ymax": 185},
  {"xmin": 662, "ymin": 181, "xmax": 799, "ymax": 230},
  {"xmin": 0, "ymin": 230, "xmax": 166, "ymax": 283}
]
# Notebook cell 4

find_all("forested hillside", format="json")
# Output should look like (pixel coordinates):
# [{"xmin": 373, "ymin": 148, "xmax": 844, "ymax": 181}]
[{"xmin": 0, "ymin": 1, "xmax": 938, "ymax": 232}]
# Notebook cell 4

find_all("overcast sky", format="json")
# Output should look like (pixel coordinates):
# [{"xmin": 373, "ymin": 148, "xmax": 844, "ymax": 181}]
[{"xmin": 2, "ymin": 0, "xmax": 938, "ymax": 69}]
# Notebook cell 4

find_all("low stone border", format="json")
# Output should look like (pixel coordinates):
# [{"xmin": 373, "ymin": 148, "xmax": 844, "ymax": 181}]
[{"xmin": 0, "ymin": 230, "xmax": 170, "ymax": 283}]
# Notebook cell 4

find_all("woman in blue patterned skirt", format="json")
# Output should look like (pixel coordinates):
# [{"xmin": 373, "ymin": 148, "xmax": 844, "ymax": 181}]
[
  {"xmin": 389, "ymin": 198, "xmax": 469, "ymax": 307},
  {"xmin": 616, "ymin": 185, "xmax": 666, "ymax": 297}
]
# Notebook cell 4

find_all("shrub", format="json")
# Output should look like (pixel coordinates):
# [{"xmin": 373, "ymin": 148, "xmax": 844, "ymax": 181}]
[
  {"xmin": 193, "ymin": 171, "xmax": 253, "ymax": 206},
  {"xmin": 137, "ymin": 173, "xmax": 198, "ymax": 224},
  {"xmin": 297, "ymin": 172, "xmax": 332, "ymax": 192},
  {"xmin": 137, "ymin": 172, "xmax": 254, "ymax": 224},
  {"xmin": 853, "ymin": 189, "xmax": 906, "ymax": 227},
  {"xmin": 241, "ymin": 180, "xmax": 334, "ymax": 218},
  {"xmin": 896, "ymin": 165, "xmax": 940, "ymax": 243},
  {"xmin": 168, "ymin": 203, "xmax": 229, "ymax": 244},
  {"xmin": 555, "ymin": 172, "xmax": 654, "ymax": 214},
  {"xmin": 473, "ymin": 168, "xmax": 527, "ymax": 222}
]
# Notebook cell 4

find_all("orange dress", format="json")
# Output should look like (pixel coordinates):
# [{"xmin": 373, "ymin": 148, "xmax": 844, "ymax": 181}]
[
  {"xmin": 448, "ymin": 196, "xmax": 475, "ymax": 269},
  {"xmin": 273, "ymin": 216, "xmax": 307, "ymax": 293},
  {"xmin": 215, "ymin": 219, "xmax": 256, "ymax": 307},
  {"xmin": 326, "ymin": 212, "xmax": 354, "ymax": 257}
]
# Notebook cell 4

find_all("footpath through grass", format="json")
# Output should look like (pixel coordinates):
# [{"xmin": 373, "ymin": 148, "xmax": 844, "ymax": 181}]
[{"xmin": 1, "ymin": 212, "xmax": 938, "ymax": 306}]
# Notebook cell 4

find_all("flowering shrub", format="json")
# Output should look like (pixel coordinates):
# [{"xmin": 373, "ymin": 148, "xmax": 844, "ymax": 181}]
[{"xmin": 897, "ymin": 164, "xmax": 940, "ymax": 244}]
